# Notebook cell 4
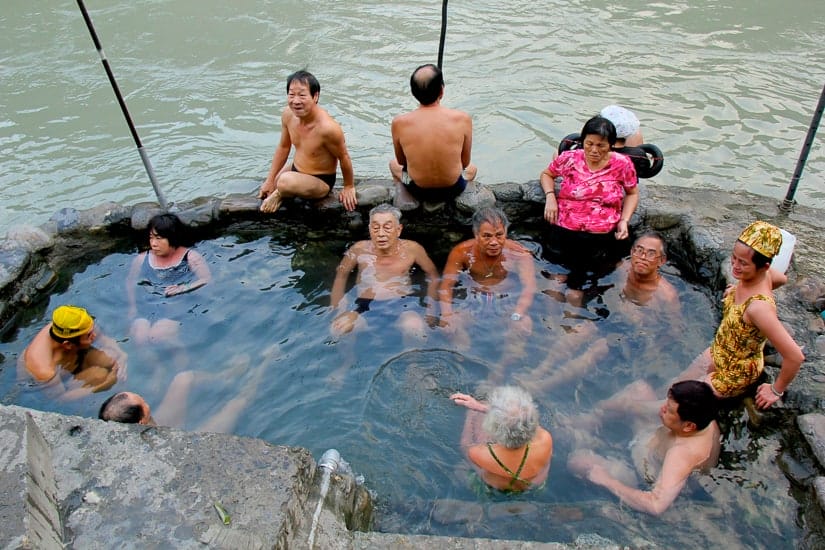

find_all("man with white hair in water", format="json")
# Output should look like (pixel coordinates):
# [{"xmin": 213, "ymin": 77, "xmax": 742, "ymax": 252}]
[
  {"xmin": 330, "ymin": 203, "xmax": 440, "ymax": 337},
  {"xmin": 451, "ymin": 386, "xmax": 553, "ymax": 492}
]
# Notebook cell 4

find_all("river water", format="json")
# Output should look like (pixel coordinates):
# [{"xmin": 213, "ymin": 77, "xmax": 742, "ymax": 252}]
[{"xmin": 1, "ymin": 0, "xmax": 824, "ymax": 235}]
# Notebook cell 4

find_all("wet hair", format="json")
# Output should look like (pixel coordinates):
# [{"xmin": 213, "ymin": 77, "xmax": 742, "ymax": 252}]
[
  {"xmin": 410, "ymin": 64, "xmax": 443, "ymax": 106},
  {"xmin": 147, "ymin": 213, "xmax": 187, "ymax": 248},
  {"xmin": 287, "ymin": 70, "xmax": 320, "ymax": 98},
  {"xmin": 580, "ymin": 115, "xmax": 617, "ymax": 147},
  {"xmin": 48, "ymin": 328, "xmax": 83, "ymax": 345},
  {"xmin": 472, "ymin": 207, "xmax": 510, "ymax": 235},
  {"xmin": 482, "ymin": 386, "xmax": 539, "ymax": 448},
  {"xmin": 668, "ymin": 381, "xmax": 717, "ymax": 430},
  {"xmin": 98, "ymin": 392, "xmax": 144, "ymax": 423},
  {"xmin": 369, "ymin": 203, "xmax": 402, "ymax": 224},
  {"xmin": 635, "ymin": 230, "xmax": 667, "ymax": 257}
]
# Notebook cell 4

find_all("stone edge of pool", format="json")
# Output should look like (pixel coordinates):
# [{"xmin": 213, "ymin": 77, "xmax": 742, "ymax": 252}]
[{"xmin": 1, "ymin": 179, "xmax": 824, "ymax": 547}]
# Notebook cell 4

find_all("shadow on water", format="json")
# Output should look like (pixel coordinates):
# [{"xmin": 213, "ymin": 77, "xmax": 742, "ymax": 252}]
[{"xmin": 0, "ymin": 219, "xmax": 819, "ymax": 547}]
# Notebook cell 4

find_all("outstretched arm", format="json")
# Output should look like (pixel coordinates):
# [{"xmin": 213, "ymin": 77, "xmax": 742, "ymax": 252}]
[
  {"xmin": 512, "ymin": 244, "xmax": 536, "ymax": 319},
  {"xmin": 585, "ymin": 448, "xmax": 692, "ymax": 516},
  {"xmin": 439, "ymin": 245, "xmax": 467, "ymax": 320},
  {"xmin": 451, "ymin": 393, "xmax": 489, "ymax": 451},
  {"xmin": 259, "ymin": 110, "xmax": 292, "ymax": 199},
  {"xmin": 326, "ymin": 124, "xmax": 357, "ymax": 211},
  {"xmin": 413, "ymin": 243, "xmax": 441, "ymax": 321}
]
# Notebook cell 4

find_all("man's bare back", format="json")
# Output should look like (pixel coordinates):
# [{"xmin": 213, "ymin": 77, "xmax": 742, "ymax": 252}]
[
  {"xmin": 390, "ymin": 64, "xmax": 476, "ymax": 193},
  {"xmin": 392, "ymin": 105, "xmax": 473, "ymax": 186}
]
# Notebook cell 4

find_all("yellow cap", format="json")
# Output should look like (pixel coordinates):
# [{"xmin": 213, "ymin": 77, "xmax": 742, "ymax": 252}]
[
  {"xmin": 738, "ymin": 221, "xmax": 782, "ymax": 259},
  {"xmin": 51, "ymin": 305, "xmax": 94, "ymax": 339}
]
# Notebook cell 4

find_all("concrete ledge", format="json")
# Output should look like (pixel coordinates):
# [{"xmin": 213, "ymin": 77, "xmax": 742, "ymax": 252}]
[{"xmin": 0, "ymin": 404, "xmax": 315, "ymax": 549}]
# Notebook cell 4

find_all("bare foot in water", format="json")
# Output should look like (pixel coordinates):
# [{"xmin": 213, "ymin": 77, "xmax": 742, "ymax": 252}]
[{"xmin": 260, "ymin": 189, "xmax": 283, "ymax": 213}]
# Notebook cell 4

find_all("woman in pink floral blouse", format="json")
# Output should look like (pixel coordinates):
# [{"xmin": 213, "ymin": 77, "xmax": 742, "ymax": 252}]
[{"xmin": 539, "ymin": 115, "xmax": 639, "ymax": 304}]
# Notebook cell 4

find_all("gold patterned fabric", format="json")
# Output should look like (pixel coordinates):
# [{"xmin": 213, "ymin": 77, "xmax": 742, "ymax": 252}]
[
  {"xmin": 709, "ymin": 290, "xmax": 774, "ymax": 397},
  {"xmin": 737, "ymin": 221, "xmax": 782, "ymax": 259}
]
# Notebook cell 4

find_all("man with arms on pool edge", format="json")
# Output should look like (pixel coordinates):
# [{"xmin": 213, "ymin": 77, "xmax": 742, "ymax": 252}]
[
  {"xmin": 389, "ymin": 64, "xmax": 477, "ymax": 203},
  {"xmin": 330, "ymin": 203, "xmax": 440, "ymax": 337},
  {"xmin": 21, "ymin": 305, "xmax": 126, "ymax": 400},
  {"xmin": 568, "ymin": 380, "xmax": 720, "ymax": 516},
  {"xmin": 259, "ymin": 70, "xmax": 356, "ymax": 213}
]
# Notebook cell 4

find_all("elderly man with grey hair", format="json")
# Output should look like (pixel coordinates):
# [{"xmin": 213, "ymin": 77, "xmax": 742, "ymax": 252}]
[
  {"xmin": 451, "ymin": 386, "xmax": 553, "ymax": 492},
  {"xmin": 330, "ymin": 203, "xmax": 440, "ymax": 337}
]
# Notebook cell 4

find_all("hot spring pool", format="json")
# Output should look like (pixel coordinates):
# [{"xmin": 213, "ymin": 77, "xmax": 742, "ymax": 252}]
[{"xmin": 0, "ymin": 219, "xmax": 807, "ymax": 547}]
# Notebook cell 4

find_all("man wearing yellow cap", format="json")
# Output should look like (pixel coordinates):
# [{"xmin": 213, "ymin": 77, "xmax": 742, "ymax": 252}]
[
  {"xmin": 21, "ymin": 305, "xmax": 125, "ymax": 399},
  {"xmin": 684, "ymin": 221, "xmax": 805, "ymax": 408}
]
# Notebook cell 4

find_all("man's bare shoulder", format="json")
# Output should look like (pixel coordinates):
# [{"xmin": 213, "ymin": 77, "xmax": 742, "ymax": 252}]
[
  {"xmin": 657, "ymin": 277, "xmax": 679, "ymax": 303},
  {"xmin": 347, "ymin": 240, "xmax": 373, "ymax": 255},
  {"xmin": 400, "ymin": 238, "xmax": 427, "ymax": 252},
  {"xmin": 504, "ymin": 239, "xmax": 531, "ymax": 255}
]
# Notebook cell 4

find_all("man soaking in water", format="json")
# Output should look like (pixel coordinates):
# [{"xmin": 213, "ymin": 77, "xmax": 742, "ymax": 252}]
[
  {"xmin": 330, "ymin": 203, "xmax": 439, "ymax": 339},
  {"xmin": 567, "ymin": 380, "xmax": 720, "ymax": 515},
  {"xmin": 21, "ymin": 305, "xmax": 126, "ymax": 400}
]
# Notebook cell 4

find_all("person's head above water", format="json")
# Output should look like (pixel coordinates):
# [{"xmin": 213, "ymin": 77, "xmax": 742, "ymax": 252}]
[
  {"xmin": 482, "ymin": 386, "xmax": 539, "ymax": 449},
  {"xmin": 48, "ymin": 305, "xmax": 95, "ymax": 346},
  {"xmin": 580, "ymin": 115, "xmax": 617, "ymax": 147},
  {"xmin": 368, "ymin": 203, "xmax": 403, "ymax": 252},
  {"xmin": 286, "ymin": 69, "xmax": 320, "ymax": 98},
  {"xmin": 98, "ymin": 391, "xmax": 154, "ymax": 425},
  {"xmin": 471, "ymin": 206, "xmax": 510, "ymax": 236},
  {"xmin": 667, "ymin": 380, "xmax": 717, "ymax": 431},
  {"xmin": 410, "ymin": 64, "xmax": 444, "ymax": 106},
  {"xmin": 737, "ymin": 220, "xmax": 782, "ymax": 268},
  {"xmin": 630, "ymin": 231, "xmax": 667, "ymax": 273},
  {"xmin": 147, "ymin": 213, "xmax": 188, "ymax": 248},
  {"xmin": 368, "ymin": 203, "xmax": 402, "ymax": 225}
]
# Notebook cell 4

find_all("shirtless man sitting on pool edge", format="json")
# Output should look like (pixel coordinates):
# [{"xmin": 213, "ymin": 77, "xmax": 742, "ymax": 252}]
[
  {"xmin": 390, "ymin": 64, "xmax": 477, "ymax": 203},
  {"xmin": 259, "ymin": 70, "xmax": 356, "ymax": 213}
]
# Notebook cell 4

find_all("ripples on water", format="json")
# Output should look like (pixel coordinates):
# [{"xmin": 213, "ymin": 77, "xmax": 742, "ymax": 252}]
[
  {"xmin": 1, "ymin": 0, "xmax": 824, "ymax": 233},
  {"xmin": 0, "ymin": 222, "xmax": 808, "ymax": 546}
]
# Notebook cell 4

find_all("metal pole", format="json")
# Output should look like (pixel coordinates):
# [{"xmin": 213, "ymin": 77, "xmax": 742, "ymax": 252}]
[
  {"xmin": 780, "ymin": 81, "xmax": 825, "ymax": 212},
  {"xmin": 76, "ymin": 0, "xmax": 168, "ymax": 210},
  {"xmin": 437, "ymin": 0, "xmax": 448, "ymax": 69}
]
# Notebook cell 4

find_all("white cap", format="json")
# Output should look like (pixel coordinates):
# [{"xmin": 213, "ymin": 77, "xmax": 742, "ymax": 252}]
[{"xmin": 600, "ymin": 105, "xmax": 640, "ymax": 139}]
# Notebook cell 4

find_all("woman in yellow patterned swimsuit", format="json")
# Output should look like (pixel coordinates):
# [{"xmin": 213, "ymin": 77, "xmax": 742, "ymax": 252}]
[{"xmin": 688, "ymin": 221, "xmax": 804, "ymax": 409}]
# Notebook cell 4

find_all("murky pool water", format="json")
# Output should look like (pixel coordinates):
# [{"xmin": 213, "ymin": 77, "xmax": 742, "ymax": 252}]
[{"xmin": 0, "ymin": 220, "xmax": 810, "ymax": 547}]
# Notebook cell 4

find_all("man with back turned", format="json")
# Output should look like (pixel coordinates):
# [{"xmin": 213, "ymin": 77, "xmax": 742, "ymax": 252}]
[{"xmin": 389, "ymin": 64, "xmax": 477, "ymax": 203}]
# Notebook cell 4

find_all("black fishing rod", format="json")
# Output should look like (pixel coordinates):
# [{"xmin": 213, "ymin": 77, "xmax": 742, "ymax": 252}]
[
  {"xmin": 437, "ymin": 0, "xmax": 448, "ymax": 69},
  {"xmin": 76, "ymin": 0, "xmax": 168, "ymax": 210},
  {"xmin": 780, "ymin": 81, "xmax": 825, "ymax": 212}
]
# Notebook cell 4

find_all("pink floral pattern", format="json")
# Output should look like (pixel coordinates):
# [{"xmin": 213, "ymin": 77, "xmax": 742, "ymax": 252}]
[{"xmin": 548, "ymin": 149, "xmax": 637, "ymax": 233}]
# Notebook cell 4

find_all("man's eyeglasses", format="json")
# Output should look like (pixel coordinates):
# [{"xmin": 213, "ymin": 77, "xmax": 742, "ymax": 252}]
[{"xmin": 630, "ymin": 246, "xmax": 661, "ymax": 260}]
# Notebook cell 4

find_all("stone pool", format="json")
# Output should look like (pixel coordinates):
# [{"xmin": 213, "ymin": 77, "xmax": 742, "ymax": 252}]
[{"xmin": 2, "ymin": 181, "xmax": 825, "ymax": 548}]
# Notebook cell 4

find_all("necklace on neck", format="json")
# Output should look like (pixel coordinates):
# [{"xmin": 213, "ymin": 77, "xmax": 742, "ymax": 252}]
[{"xmin": 479, "ymin": 255, "xmax": 499, "ymax": 278}]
